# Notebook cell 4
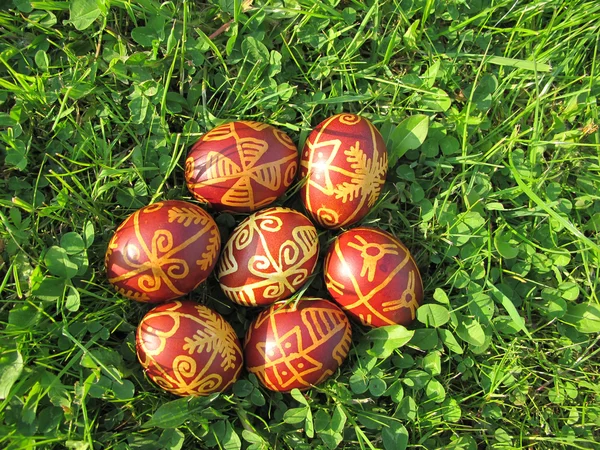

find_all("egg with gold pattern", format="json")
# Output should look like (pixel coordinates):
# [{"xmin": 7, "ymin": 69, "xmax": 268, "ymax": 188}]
[
  {"xmin": 299, "ymin": 114, "xmax": 387, "ymax": 229},
  {"xmin": 136, "ymin": 301, "xmax": 243, "ymax": 396},
  {"xmin": 244, "ymin": 298, "xmax": 352, "ymax": 392},
  {"xmin": 185, "ymin": 121, "xmax": 298, "ymax": 212},
  {"xmin": 324, "ymin": 227, "xmax": 423, "ymax": 327},
  {"xmin": 217, "ymin": 207, "xmax": 319, "ymax": 307},
  {"xmin": 105, "ymin": 200, "xmax": 221, "ymax": 303}
]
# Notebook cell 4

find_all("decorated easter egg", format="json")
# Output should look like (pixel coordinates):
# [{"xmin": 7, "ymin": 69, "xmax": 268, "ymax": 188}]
[
  {"xmin": 244, "ymin": 298, "xmax": 352, "ymax": 392},
  {"xmin": 185, "ymin": 121, "xmax": 298, "ymax": 212},
  {"xmin": 299, "ymin": 114, "xmax": 388, "ymax": 229},
  {"xmin": 217, "ymin": 207, "xmax": 319, "ymax": 307},
  {"xmin": 105, "ymin": 200, "xmax": 221, "ymax": 303},
  {"xmin": 136, "ymin": 300, "xmax": 243, "ymax": 396},
  {"xmin": 324, "ymin": 227, "xmax": 423, "ymax": 327}
]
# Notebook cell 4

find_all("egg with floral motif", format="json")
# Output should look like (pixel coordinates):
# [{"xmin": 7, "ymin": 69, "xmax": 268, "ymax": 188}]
[
  {"xmin": 136, "ymin": 300, "xmax": 243, "ymax": 396},
  {"xmin": 244, "ymin": 298, "xmax": 352, "ymax": 392},
  {"xmin": 299, "ymin": 114, "xmax": 387, "ymax": 229},
  {"xmin": 185, "ymin": 121, "xmax": 298, "ymax": 212},
  {"xmin": 324, "ymin": 227, "xmax": 423, "ymax": 327},
  {"xmin": 105, "ymin": 200, "xmax": 220, "ymax": 303}
]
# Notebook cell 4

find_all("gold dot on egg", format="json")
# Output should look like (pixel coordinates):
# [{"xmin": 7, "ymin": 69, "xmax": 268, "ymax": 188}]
[
  {"xmin": 282, "ymin": 371, "xmax": 288, "ymax": 376},
  {"xmin": 147, "ymin": 326, "xmax": 154, "ymax": 333},
  {"xmin": 285, "ymin": 342, "xmax": 292, "ymax": 349},
  {"xmin": 298, "ymin": 363, "xmax": 304, "ymax": 369}
]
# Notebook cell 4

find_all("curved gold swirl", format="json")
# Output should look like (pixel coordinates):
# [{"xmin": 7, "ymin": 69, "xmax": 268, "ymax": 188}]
[
  {"xmin": 316, "ymin": 207, "xmax": 339, "ymax": 228},
  {"xmin": 337, "ymin": 114, "xmax": 362, "ymax": 126},
  {"xmin": 143, "ymin": 203, "xmax": 164, "ymax": 214}
]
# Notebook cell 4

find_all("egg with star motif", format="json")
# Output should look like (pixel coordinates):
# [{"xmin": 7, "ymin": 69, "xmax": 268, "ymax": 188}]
[
  {"xmin": 136, "ymin": 300, "xmax": 243, "ymax": 396},
  {"xmin": 244, "ymin": 298, "xmax": 352, "ymax": 392},
  {"xmin": 324, "ymin": 227, "xmax": 423, "ymax": 327},
  {"xmin": 299, "ymin": 114, "xmax": 388, "ymax": 229},
  {"xmin": 217, "ymin": 207, "xmax": 319, "ymax": 307},
  {"xmin": 105, "ymin": 200, "xmax": 220, "ymax": 303},
  {"xmin": 185, "ymin": 121, "xmax": 298, "ymax": 212}
]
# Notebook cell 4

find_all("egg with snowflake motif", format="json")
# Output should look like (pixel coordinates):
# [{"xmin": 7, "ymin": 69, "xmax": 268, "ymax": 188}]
[
  {"xmin": 136, "ymin": 300, "xmax": 243, "ymax": 396},
  {"xmin": 244, "ymin": 298, "xmax": 352, "ymax": 392},
  {"xmin": 105, "ymin": 200, "xmax": 221, "ymax": 303},
  {"xmin": 299, "ymin": 114, "xmax": 388, "ymax": 229},
  {"xmin": 185, "ymin": 121, "xmax": 298, "ymax": 212},
  {"xmin": 217, "ymin": 207, "xmax": 319, "ymax": 307},
  {"xmin": 324, "ymin": 227, "xmax": 423, "ymax": 327}
]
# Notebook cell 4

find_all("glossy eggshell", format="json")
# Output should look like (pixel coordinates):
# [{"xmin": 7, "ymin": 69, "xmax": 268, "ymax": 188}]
[
  {"xmin": 105, "ymin": 200, "xmax": 221, "ymax": 303},
  {"xmin": 324, "ymin": 227, "xmax": 423, "ymax": 327},
  {"xmin": 185, "ymin": 121, "xmax": 298, "ymax": 212},
  {"xmin": 217, "ymin": 207, "xmax": 319, "ymax": 307},
  {"xmin": 244, "ymin": 298, "xmax": 352, "ymax": 392},
  {"xmin": 299, "ymin": 114, "xmax": 387, "ymax": 229},
  {"xmin": 136, "ymin": 301, "xmax": 243, "ymax": 396}
]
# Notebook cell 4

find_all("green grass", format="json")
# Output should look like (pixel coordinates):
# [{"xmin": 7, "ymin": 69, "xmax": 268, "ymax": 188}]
[{"xmin": 1, "ymin": 0, "xmax": 599, "ymax": 448}]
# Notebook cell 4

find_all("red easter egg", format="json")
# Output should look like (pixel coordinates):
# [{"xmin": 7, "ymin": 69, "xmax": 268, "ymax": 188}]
[
  {"xmin": 217, "ymin": 207, "xmax": 319, "ymax": 307},
  {"xmin": 136, "ymin": 300, "xmax": 243, "ymax": 396},
  {"xmin": 324, "ymin": 227, "xmax": 423, "ymax": 327},
  {"xmin": 105, "ymin": 200, "xmax": 221, "ymax": 303},
  {"xmin": 244, "ymin": 298, "xmax": 352, "ymax": 392},
  {"xmin": 185, "ymin": 121, "xmax": 298, "ymax": 212},
  {"xmin": 299, "ymin": 114, "xmax": 388, "ymax": 229}
]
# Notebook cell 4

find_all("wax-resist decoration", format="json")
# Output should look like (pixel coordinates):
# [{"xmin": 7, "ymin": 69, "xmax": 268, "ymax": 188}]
[
  {"xmin": 217, "ymin": 207, "xmax": 319, "ymax": 307},
  {"xmin": 136, "ymin": 301, "xmax": 243, "ymax": 396},
  {"xmin": 324, "ymin": 227, "xmax": 423, "ymax": 327},
  {"xmin": 299, "ymin": 114, "xmax": 387, "ymax": 229},
  {"xmin": 244, "ymin": 298, "xmax": 352, "ymax": 392},
  {"xmin": 185, "ymin": 121, "xmax": 298, "ymax": 212},
  {"xmin": 105, "ymin": 200, "xmax": 220, "ymax": 303}
]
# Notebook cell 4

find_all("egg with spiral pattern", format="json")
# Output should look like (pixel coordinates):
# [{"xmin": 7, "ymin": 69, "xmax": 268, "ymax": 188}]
[
  {"xmin": 217, "ymin": 207, "xmax": 319, "ymax": 307},
  {"xmin": 105, "ymin": 200, "xmax": 220, "ymax": 303},
  {"xmin": 185, "ymin": 121, "xmax": 298, "ymax": 212},
  {"xmin": 324, "ymin": 227, "xmax": 423, "ymax": 327},
  {"xmin": 244, "ymin": 298, "xmax": 352, "ymax": 392},
  {"xmin": 136, "ymin": 300, "xmax": 243, "ymax": 396},
  {"xmin": 299, "ymin": 114, "xmax": 388, "ymax": 229}
]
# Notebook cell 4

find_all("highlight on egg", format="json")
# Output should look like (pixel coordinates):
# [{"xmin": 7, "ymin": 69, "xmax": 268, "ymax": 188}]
[
  {"xmin": 185, "ymin": 121, "xmax": 298, "ymax": 213},
  {"xmin": 217, "ymin": 207, "xmax": 319, "ymax": 307},
  {"xmin": 244, "ymin": 298, "xmax": 352, "ymax": 392},
  {"xmin": 105, "ymin": 200, "xmax": 221, "ymax": 303},
  {"xmin": 136, "ymin": 300, "xmax": 243, "ymax": 396},
  {"xmin": 324, "ymin": 227, "xmax": 424, "ymax": 327},
  {"xmin": 299, "ymin": 113, "xmax": 388, "ymax": 229}
]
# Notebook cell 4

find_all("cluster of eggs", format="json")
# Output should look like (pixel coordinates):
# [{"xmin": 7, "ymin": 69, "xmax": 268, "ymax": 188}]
[{"xmin": 105, "ymin": 115, "xmax": 423, "ymax": 396}]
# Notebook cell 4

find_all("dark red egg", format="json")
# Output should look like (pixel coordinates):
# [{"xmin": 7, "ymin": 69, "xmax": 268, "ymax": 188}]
[
  {"xmin": 136, "ymin": 301, "xmax": 243, "ymax": 396},
  {"xmin": 105, "ymin": 200, "xmax": 221, "ymax": 303},
  {"xmin": 217, "ymin": 207, "xmax": 319, "ymax": 307},
  {"xmin": 299, "ymin": 114, "xmax": 387, "ymax": 229},
  {"xmin": 244, "ymin": 298, "xmax": 352, "ymax": 392},
  {"xmin": 324, "ymin": 227, "xmax": 423, "ymax": 327},
  {"xmin": 185, "ymin": 121, "xmax": 298, "ymax": 212}
]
